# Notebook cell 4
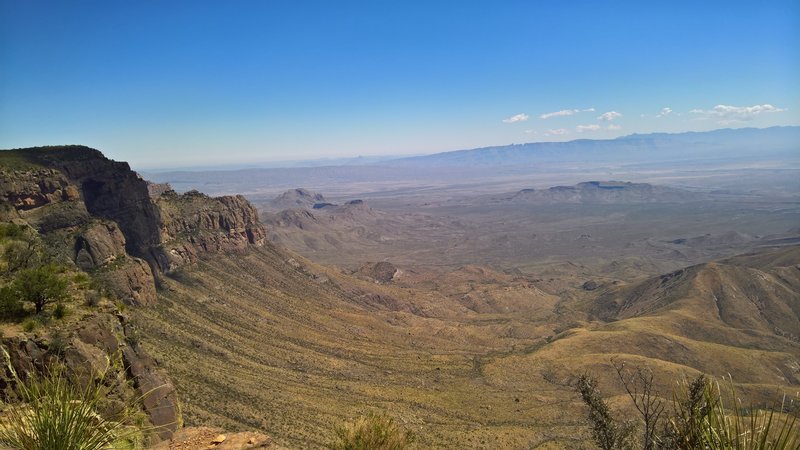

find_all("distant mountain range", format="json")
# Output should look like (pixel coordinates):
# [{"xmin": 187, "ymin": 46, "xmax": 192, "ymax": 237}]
[
  {"xmin": 139, "ymin": 126, "xmax": 800, "ymax": 198},
  {"xmin": 390, "ymin": 126, "xmax": 800, "ymax": 167}
]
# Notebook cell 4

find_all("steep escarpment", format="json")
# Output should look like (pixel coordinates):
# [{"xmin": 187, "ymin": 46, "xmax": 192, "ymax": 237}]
[
  {"xmin": 1, "ymin": 145, "xmax": 269, "ymax": 443},
  {"xmin": 154, "ymin": 189, "xmax": 266, "ymax": 269},
  {"xmin": 1, "ymin": 145, "xmax": 267, "ymax": 283},
  {"xmin": 9, "ymin": 146, "xmax": 166, "ymax": 267}
]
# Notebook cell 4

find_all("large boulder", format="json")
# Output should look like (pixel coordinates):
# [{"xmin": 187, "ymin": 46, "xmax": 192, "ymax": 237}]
[
  {"xmin": 95, "ymin": 256, "xmax": 158, "ymax": 306},
  {"xmin": 75, "ymin": 221, "xmax": 128, "ymax": 270}
]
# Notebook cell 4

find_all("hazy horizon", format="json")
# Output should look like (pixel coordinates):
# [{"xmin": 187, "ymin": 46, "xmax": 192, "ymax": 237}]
[{"xmin": 1, "ymin": 1, "xmax": 798, "ymax": 169}]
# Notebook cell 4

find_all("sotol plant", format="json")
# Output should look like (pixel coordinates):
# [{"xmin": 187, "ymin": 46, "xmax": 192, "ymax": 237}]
[{"xmin": 0, "ymin": 351, "xmax": 143, "ymax": 450}]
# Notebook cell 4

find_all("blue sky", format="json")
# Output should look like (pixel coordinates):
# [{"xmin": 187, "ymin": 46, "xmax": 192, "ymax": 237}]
[{"xmin": 1, "ymin": 1, "xmax": 798, "ymax": 169}]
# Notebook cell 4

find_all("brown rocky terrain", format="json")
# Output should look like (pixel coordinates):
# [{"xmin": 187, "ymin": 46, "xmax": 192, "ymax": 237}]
[
  {"xmin": 266, "ymin": 188, "xmax": 327, "ymax": 211},
  {"xmin": 155, "ymin": 189, "xmax": 266, "ymax": 270},
  {"xmin": 0, "ymin": 146, "xmax": 270, "ymax": 444}
]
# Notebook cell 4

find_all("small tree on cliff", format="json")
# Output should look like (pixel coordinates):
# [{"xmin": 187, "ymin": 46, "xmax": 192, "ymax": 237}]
[{"xmin": 13, "ymin": 265, "xmax": 68, "ymax": 314}]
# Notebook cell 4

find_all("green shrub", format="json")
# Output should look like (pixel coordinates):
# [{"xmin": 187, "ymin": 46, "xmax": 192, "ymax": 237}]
[
  {"xmin": 21, "ymin": 317, "xmax": 40, "ymax": 332},
  {"xmin": 331, "ymin": 411, "xmax": 414, "ymax": 450},
  {"xmin": 0, "ymin": 223, "xmax": 26, "ymax": 240},
  {"xmin": 71, "ymin": 272, "xmax": 91, "ymax": 287},
  {"xmin": 576, "ymin": 374, "xmax": 634, "ymax": 449},
  {"xmin": 13, "ymin": 265, "xmax": 68, "ymax": 314},
  {"xmin": 0, "ymin": 285, "xmax": 24, "ymax": 319},
  {"xmin": 53, "ymin": 302, "xmax": 68, "ymax": 320},
  {"xmin": 0, "ymin": 364, "xmax": 136, "ymax": 450},
  {"xmin": 47, "ymin": 330, "xmax": 69, "ymax": 356},
  {"xmin": 85, "ymin": 290, "xmax": 101, "ymax": 307}
]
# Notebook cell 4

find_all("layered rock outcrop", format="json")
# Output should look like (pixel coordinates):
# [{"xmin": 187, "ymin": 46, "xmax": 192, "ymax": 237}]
[
  {"xmin": 0, "ymin": 167, "xmax": 79, "ymax": 210},
  {"xmin": 1, "ymin": 145, "xmax": 267, "ymax": 290},
  {"xmin": 0, "ymin": 145, "xmax": 270, "ymax": 440},
  {"xmin": 154, "ymin": 189, "xmax": 267, "ymax": 269}
]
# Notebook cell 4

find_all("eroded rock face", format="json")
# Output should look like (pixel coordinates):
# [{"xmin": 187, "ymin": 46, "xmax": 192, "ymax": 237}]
[
  {"xmin": 122, "ymin": 343, "xmax": 181, "ymax": 439},
  {"xmin": 156, "ymin": 190, "xmax": 266, "ymax": 268},
  {"xmin": 0, "ymin": 313, "xmax": 180, "ymax": 440},
  {"xmin": 0, "ymin": 168, "xmax": 78, "ymax": 210},
  {"xmin": 75, "ymin": 221, "xmax": 127, "ymax": 270},
  {"xmin": 3, "ymin": 145, "xmax": 267, "ymax": 279},
  {"xmin": 94, "ymin": 256, "xmax": 158, "ymax": 306}
]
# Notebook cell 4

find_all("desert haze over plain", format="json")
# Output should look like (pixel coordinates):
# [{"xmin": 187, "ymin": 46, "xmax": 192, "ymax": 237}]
[{"xmin": 1, "ymin": 1, "xmax": 799, "ymax": 449}]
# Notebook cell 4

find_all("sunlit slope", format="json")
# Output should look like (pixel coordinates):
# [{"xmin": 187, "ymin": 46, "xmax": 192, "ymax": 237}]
[
  {"xmin": 137, "ymin": 239, "xmax": 799, "ymax": 448},
  {"xmin": 136, "ymin": 243, "xmax": 589, "ymax": 449},
  {"xmin": 487, "ymin": 246, "xmax": 800, "ymax": 403}
]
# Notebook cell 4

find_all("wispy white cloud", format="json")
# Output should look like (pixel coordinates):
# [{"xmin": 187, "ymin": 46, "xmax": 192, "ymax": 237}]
[
  {"xmin": 539, "ymin": 108, "xmax": 595, "ymax": 119},
  {"xmin": 689, "ymin": 104, "xmax": 786, "ymax": 124},
  {"xmin": 540, "ymin": 109, "xmax": 578, "ymax": 119},
  {"xmin": 502, "ymin": 113, "xmax": 529, "ymax": 123},
  {"xmin": 524, "ymin": 129, "xmax": 537, "ymax": 134},
  {"xmin": 607, "ymin": 124, "xmax": 621, "ymax": 131},
  {"xmin": 597, "ymin": 111, "xmax": 622, "ymax": 121},
  {"xmin": 656, "ymin": 107, "xmax": 672, "ymax": 118},
  {"xmin": 544, "ymin": 128, "xmax": 568, "ymax": 136},
  {"xmin": 576, "ymin": 124, "xmax": 601, "ymax": 132}
]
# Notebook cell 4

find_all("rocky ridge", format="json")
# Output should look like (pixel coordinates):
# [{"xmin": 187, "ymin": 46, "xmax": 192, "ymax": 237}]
[
  {"xmin": 1, "ymin": 146, "xmax": 267, "ymax": 302},
  {"xmin": 268, "ymin": 188, "xmax": 325, "ymax": 211},
  {"xmin": 0, "ymin": 146, "xmax": 269, "ymax": 442}
]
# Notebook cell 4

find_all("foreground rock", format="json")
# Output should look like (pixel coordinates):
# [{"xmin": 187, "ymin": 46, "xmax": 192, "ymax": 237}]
[
  {"xmin": 151, "ymin": 427, "xmax": 282, "ymax": 450},
  {"xmin": 0, "ymin": 312, "xmax": 180, "ymax": 440}
]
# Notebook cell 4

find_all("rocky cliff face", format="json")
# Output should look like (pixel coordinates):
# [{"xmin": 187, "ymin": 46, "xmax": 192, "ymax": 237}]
[
  {"xmin": 1, "ymin": 145, "xmax": 267, "ymax": 285},
  {"xmin": 1, "ymin": 146, "xmax": 269, "ymax": 441},
  {"xmin": 0, "ymin": 167, "xmax": 80, "ymax": 210},
  {"xmin": 154, "ymin": 189, "xmax": 267, "ymax": 269},
  {"xmin": 16, "ymin": 146, "xmax": 166, "ymax": 267}
]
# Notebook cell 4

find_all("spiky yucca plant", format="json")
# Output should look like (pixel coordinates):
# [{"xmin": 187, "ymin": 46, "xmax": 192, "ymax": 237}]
[
  {"xmin": 699, "ymin": 379, "xmax": 799, "ymax": 450},
  {"xmin": 330, "ymin": 411, "xmax": 414, "ymax": 450},
  {"xmin": 0, "ymin": 365, "xmax": 136, "ymax": 450}
]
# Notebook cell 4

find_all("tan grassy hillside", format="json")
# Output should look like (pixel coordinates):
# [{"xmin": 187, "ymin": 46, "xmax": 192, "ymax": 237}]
[
  {"xmin": 486, "ymin": 246, "xmax": 800, "ymax": 410},
  {"xmin": 136, "ymin": 242, "xmax": 591, "ymax": 449},
  {"xmin": 136, "ymin": 240, "xmax": 800, "ymax": 448}
]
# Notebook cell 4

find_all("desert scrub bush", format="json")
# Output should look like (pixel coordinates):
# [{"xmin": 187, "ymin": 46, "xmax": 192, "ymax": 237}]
[
  {"xmin": 330, "ymin": 411, "xmax": 414, "ymax": 450},
  {"xmin": 46, "ymin": 329, "xmax": 69, "ymax": 356},
  {"xmin": 0, "ymin": 362, "xmax": 142, "ymax": 450},
  {"xmin": 13, "ymin": 264, "xmax": 68, "ymax": 314},
  {"xmin": 53, "ymin": 302, "xmax": 69, "ymax": 320},
  {"xmin": 576, "ymin": 374, "xmax": 635, "ymax": 450},
  {"xmin": 0, "ymin": 285, "xmax": 24, "ymax": 319},
  {"xmin": 84, "ymin": 290, "xmax": 101, "ymax": 307},
  {"xmin": 21, "ymin": 317, "xmax": 40, "ymax": 332},
  {"xmin": 71, "ymin": 272, "xmax": 91, "ymax": 288}
]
